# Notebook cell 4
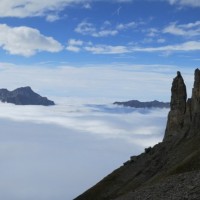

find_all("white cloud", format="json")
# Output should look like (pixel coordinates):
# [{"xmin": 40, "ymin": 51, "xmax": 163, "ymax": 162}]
[
  {"xmin": 66, "ymin": 38, "xmax": 200, "ymax": 55},
  {"xmin": 0, "ymin": 102, "xmax": 166, "ymax": 199},
  {"xmin": 163, "ymin": 21, "xmax": 200, "ymax": 37},
  {"xmin": 75, "ymin": 20, "xmax": 137, "ymax": 37},
  {"xmin": 75, "ymin": 21, "xmax": 119, "ymax": 37},
  {"xmin": 157, "ymin": 38, "xmax": 166, "ymax": 43},
  {"xmin": 0, "ymin": 0, "xmax": 133, "ymax": 19},
  {"xmin": 46, "ymin": 14, "xmax": 60, "ymax": 22},
  {"xmin": 132, "ymin": 41, "xmax": 200, "ymax": 52},
  {"xmin": 146, "ymin": 28, "xmax": 159, "ymax": 37},
  {"xmin": 66, "ymin": 45, "xmax": 81, "ymax": 52},
  {"xmin": 66, "ymin": 39, "xmax": 83, "ymax": 52},
  {"xmin": 166, "ymin": 0, "xmax": 200, "ymax": 7},
  {"xmin": 84, "ymin": 44, "xmax": 130, "ymax": 54},
  {"xmin": 116, "ymin": 21, "xmax": 136, "ymax": 30},
  {"xmin": 83, "ymin": 3, "xmax": 92, "ymax": 9},
  {"xmin": 0, "ymin": 24, "xmax": 63, "ymax": 56}
]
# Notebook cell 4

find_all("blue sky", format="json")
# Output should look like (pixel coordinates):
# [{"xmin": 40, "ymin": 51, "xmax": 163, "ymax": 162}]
[
  {"xmin": 0, "ymin": 0, "xmax": 200, "ymax": 67},
  {"xmin": 0, "ymin": 0, "xmax": 199, "ymax": 101}
]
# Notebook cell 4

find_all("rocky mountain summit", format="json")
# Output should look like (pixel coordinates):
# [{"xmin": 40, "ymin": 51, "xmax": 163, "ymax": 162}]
[
  {"xmin": 0, "ymin": 86, "xmax": 55, "ymax": 106},
  {"xmin": 75, "ymin": 69, "xmax": 200, "ymax": 200},
  {"xmin": 114, "ymin": 100, "xmax": 169, "ymax": 108}
]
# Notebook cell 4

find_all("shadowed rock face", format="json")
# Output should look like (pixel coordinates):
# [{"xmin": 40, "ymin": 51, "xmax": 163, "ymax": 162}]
[
  {"xmin": 75, "ymin": 69, "xmax": 200, "ymax": 200},
  {"xmin": 0, "ymin": 86, "xmax": 55, "ymax": 106},
  {"xmin": 163, "ymin": 71, "xmax": 187, "ymax": 141},
  {"xmin": 190, "ymin": 69, "xmax": 200, "ymax": 135}
]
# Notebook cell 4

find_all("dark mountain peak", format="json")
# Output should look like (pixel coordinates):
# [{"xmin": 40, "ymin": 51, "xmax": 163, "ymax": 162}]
[
  {"xmin": 12, "ymin": 86, "xmax": 35, "ymax": 95},
  {"xmin": 177, "ymin": 70, "xmax": 181, "ymax": 77},
  {"xmin": 0, "ymin": 86, "xmax": 55, "ymax": 106},
  {"xmin": 75, "ymin": 69, "xmax": 200, "ymax": 200},
  {"xmin": 14, "ymin": 86, "xmax": 32, "ymax": 91},
  {"xmin": 114, "ymin": 99, "xmax": 170, "ymax": 108}
]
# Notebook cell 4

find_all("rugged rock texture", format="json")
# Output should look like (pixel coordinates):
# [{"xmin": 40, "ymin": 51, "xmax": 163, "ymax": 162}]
[
  {"xmin": 75, "ymin": 69, "xmax": 200, "ymax": 200},
  {"xmin": 114, "ymin": 100, "xmax": 169, "ymax": 108},
  {"xmin": 0, "ymin": 86, "xmax": 55, "ymax": 106},
  {"xmin": 163, "ymin": 71, "xmax": 187, "ymax": 141}
]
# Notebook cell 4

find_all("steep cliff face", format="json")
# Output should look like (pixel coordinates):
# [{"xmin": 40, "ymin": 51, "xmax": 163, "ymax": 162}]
[
  {"xmin": 164, "ymin": 68, "xmax": 200, "ymax": 141},
  {"xmin": 163, "ymin": 71, "xmax": 187, "ymax": 141},
  {"xmin": 190, "ymin": 69, "xmax": 200, "ymax": 136},
  {"xmin": 75, "ymin": 69, "xmax": 200, "ymax": 200}
]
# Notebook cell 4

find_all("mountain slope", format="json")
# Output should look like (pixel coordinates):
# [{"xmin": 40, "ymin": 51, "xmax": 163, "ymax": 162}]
[{"xmin": 75, "ymin": 70, "xmax": 200, "ymax": 200}]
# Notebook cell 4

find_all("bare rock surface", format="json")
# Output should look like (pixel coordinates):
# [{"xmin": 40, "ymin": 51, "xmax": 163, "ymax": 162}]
[{"xmin": 0, "ymin": 86, "xmax": 55, "ymax": 106}]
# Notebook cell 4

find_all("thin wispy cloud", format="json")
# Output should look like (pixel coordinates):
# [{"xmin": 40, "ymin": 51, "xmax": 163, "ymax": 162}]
[
  {"xmin": 163, "ymin": 21, "xmax": 200, "ymax": 37},
  {"xmin": 66, "ymin": 39, "xmax": 200, "ymax": 55},
  {"xmin": 75, "ymin": 20, "xmax": 137, "ymax": 37},
  {"xmin": 166, "ymin": 0, "xmax": 200, "ymax": 7}
]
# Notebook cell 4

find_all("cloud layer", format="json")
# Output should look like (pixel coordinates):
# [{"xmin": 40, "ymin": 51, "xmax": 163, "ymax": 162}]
[{"xmin": 0, "ymin": 62, "xmax": 192, "ymax": 101}]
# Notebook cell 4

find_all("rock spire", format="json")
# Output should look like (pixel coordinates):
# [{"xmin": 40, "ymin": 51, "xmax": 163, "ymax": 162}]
[
  {"xmin": 163, "ymin": 71, "xmax": 187, "ymax": 141},
  {"xmin": 164, "ymin": 68, "xmax": 200, "ymax": 141}
]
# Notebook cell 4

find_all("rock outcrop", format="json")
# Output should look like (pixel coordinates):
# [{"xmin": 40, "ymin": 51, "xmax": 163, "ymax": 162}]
[
  {"xmin": 163, "ymin": 71, "xmax": 187, "ymax": 141},
  {"xmin": 75, "ymin": 69, "xmax": 200, "ymax": 200},
  {"xmin": 114, "ymin": 100, "xmax": 170, "ymax": 108},
  {"xmin": 0, "ymin": 86, "xmax": 55, "ymax": 106}
]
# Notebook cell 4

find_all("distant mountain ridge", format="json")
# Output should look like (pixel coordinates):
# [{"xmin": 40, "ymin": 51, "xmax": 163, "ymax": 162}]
[
  {"xmin": 114, "ymin": 100, "xmax": 170, "ymax": 108},
  {"xmin": 0, "ymin": 86, "xmax": 55, "ymax": 106}
]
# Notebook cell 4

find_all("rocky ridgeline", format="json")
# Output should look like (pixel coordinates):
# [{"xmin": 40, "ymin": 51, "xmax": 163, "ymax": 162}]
[
  {"xmin": 75, "ymin": 69, "xmax": 200, "ymax": 200},
  {"xmin": 114, "ymin": 100, "xmax": 170, "ymax": 108},
  {"xmin": 164, "ymin": 69, "xmax": 200, "ymax": 141},
  {"xmin": 0, "ymin": 86, "xmax": 55, "ymax": 106}
]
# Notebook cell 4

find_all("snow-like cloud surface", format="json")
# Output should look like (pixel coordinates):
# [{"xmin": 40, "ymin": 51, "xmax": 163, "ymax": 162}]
[{"xmin": 0, "ymin": 101, "xmax": 168, "ymax": 199}]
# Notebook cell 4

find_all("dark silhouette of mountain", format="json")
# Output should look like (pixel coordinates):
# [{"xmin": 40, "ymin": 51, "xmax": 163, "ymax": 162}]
[
  {"xmin": 0, "ymin": 86, "xmax": 55, "ymax": 106},
  {"xmin": 114, "ymin": 100, "xmax": 169, "ymax": 108},
  {"xmin": 75, "ymin": 70, "xmax": 200, "ymax": 200}
]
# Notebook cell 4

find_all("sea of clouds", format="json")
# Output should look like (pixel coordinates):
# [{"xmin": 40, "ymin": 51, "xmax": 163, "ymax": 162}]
[
  {"xmin": 0, "ymin": 63, "xmax": 195, "ymax": 199},
  {"xmin": 0, "ymin": 99, "xmax": 169, "ymax": 200}
]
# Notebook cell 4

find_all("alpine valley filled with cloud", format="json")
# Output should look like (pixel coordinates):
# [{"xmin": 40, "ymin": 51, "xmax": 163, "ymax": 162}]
[{"xmin": 0, "ymin": 0, "xmax": 200, "ymax": 199}]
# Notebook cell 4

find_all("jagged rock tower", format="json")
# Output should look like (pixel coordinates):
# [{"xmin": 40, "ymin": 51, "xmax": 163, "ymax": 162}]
[
  {"xmin": 163, "ymin": 71, "xmax": 187, "ymax": 141},
  {"xmin": 164, "ymin": 68, "xmax": 200, "ymax": 141}
]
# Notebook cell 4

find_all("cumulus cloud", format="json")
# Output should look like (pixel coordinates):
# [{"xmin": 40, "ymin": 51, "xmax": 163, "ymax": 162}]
[
  {"xmin": 163, "ymin": 21, "xmax": 200, "ymax": 37},
  {"xmin": 0, "ymin": 0, "xmax": 133, "ymax": 19},
  {"xmin": 0, "ymin": 24, "xmax": 63, "ymax": 56},
  {"xmin": 66, "ymin": 39, "xmax": 84, "ymax": 52},
  {"xmin": 75, "ymin": 21, "xmax": 118, "ymax": 37}
]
